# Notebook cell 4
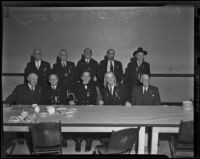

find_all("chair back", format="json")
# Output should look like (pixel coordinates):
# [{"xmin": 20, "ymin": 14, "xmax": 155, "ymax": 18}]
[
  {"xmin": 177, "ymin": 120, "xmax": 193, "ymax": 144},
  {"xmin": 107, "ymin": 128, "xmax": 139, "ymax": 154},
  {"xmin": 30, "ymin": 121, "xmax": 61, "ymax": 147}
]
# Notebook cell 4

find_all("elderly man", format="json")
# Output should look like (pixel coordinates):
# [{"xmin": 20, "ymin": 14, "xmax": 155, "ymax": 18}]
[
  {"xmin": 68, "ymin": 71, "xmax": 98, "ymax": 152},
  {"xmin": 98, "ymin": 71, "xmax": 130, "ymax": 106},
  {"xmin": 75, "ymin": 48, "xmax": 99, "ymax": 83},
  {"xmin": 24, "ymin": 48, "xmax": 51, "ymax": 87},
  {"xmin": 124, "ymin": 47, "xmax": 150, "ymax": 99},
  {"xmin": 4, "ymin": 73, "xmax": 42, "ymax": 145},
  {"xmin": 52, "ymin": 49, "xmax": 75, "ymax": 93},
  {"xmin": 98, "ymin": 49, "xmax": 123, "ymax": 88},
  {"xmin": 4, "ymin": 73, "xmax": 42, "ymax": 105},
  {"xmin": 41, "ymin": 73, "xmax": 71, "ymax": 105},
  {"xmin": 131, "ymin": 74, "xmax": 161, "ymax": 105}
]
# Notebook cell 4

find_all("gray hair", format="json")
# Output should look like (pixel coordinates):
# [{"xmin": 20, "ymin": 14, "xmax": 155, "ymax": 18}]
[{"xmin": 103, "ymin": 71, "xmax": 117, "ymax": 87}]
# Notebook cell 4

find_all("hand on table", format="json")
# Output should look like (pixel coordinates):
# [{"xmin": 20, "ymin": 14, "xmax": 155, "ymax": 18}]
[
  {"xmin": 125, "ymin": 101, "xmax": 132, "ymax": 107},
  {"xmin": 97, "ymin": 100, "xmax": 104, "ymax": 105},
  {"xmin": 69, "ymin": 100, "xmax": 75, "ymax": 105},
  {"xmin": 3, "ymin": 103, "xmax": 10, "ymax": 107}
]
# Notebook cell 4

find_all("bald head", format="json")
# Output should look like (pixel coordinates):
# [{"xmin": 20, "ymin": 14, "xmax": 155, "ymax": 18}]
[
  {"xmin": 107, "ymin": 49, "xmax": 115, "ymax": 61},
  {"xmin": 49, "ymin": 74, "xmax": 59, "ymax": 86},
  {"xmin": 27, "ymin": 73, "xmax": 38, "ymax": 86},
  {"xmin": 140, "ymin": 74, "xmax": 150, "ymax": 87},
  {"xmin": 33, "ymin": 48, "xmax": 42, "ymax": 61},
  {"xmin": 59, "ymin": 49, "xmax": 68, "ymax": 62},
  {"xmin": 84, "ymin": 48, "xmax": 92, "ymax": 60}
]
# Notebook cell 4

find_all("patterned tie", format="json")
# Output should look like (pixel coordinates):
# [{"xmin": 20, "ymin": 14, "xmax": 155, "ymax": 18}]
[
  {"xmin": 110, "ymin": 61, "xmax": 114, "ymax": 72},
  {"xmin": 31, "ymin": 86, "xmax": 35, "ymax": 94}
]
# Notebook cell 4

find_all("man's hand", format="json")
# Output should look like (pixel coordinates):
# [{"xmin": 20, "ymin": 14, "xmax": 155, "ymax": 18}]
[
  {"xmin": 69, "ymin": 100, "xmax": 75, "ymax": 105},
  {"xmin": 97, "ymin": 100, "xmax": 104, "ymax": 105},
  {"xmin": 125, "ymin": 101, "xmax": 132, "ymax": 107},
  {"xmin": 3, "ymin": 103, "xmax": 10, "ymax": 107}
]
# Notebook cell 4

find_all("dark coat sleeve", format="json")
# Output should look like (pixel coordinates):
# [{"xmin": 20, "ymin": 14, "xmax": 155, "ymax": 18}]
[
  {"xmin": 131, "ymin": 86, "xmax": 137, "ymax": 105},
  {"xmin": 153, "ymin": 87, "xmax": 161, "ymax": 105},
  {"xmin": 4, "ymin": 85, "xmax": 21, "ymax": 105},
  {"xmin": 116, "ymin": 61, "xmax": 123, "ymax": 84}
]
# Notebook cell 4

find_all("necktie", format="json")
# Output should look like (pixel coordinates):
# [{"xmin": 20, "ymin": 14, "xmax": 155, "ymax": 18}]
[
  {"xmin": 31, "ymin": 86, "xmax": 35, "ymax": 94},
  {"xmin": 36, "ymin": 62, "xmax": 40, "ymax": 69},
  {"xmin": 109, "ymin": 86, "xmax": 113, "ymax": 95},
  {"xmin": 110, "ymin": 61, "xmax": 114, "ymax": 72},
  {"xmin": 62, "ymin": 62, "xmax": 66, "ymax": 68},
  {"xmin": 144, "ymin": 87, "xmax": 148, "ymax": 94}
]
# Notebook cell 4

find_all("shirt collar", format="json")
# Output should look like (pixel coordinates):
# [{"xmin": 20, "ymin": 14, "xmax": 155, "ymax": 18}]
[{"xmin": 28, "ymin": 83, "xmax": 35, "ymax": 90}]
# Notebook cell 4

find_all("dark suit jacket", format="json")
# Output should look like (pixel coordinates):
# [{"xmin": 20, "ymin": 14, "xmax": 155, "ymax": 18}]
[
  {"xmin": 52, "ymin": 60, "xmax": 75, "ymax": 92},
  {"xmin": 74, "ymin": 81, "xmax": 97, "ymax": 105},
  {"xmin": 98, "ymin": 59, "xmax": 123, "ymax": 87},
  {"xmin": 24, "ymin": 60, "xmax": 51, "ymax": 87},
  {"xmin": 101, "ymin": 84, "xmax": 128, "ymax": 105},
  {"xmin": 4, "ymin": 84, "xmax": 42, "ymax": 105},
  {"xmin": 40, "ymin": 85, "xmax": 68, "ymax": 105},
  {"xmin": 75, "ymin": 58, "xmax": 98, "ymax": 82},
  {"xmin": 124, "ymin": 58, "xmax": 150, "ymax": 97},
  {"xmin": 131, "ymin": 85, "xmax": 161, "ymax": 105}
]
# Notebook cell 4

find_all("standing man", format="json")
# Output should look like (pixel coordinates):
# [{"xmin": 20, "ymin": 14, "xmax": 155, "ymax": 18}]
[
  {"xmin": 98, "ymin": 49, "xmax": 123, "ymax": 88},
  {"xmin": 124, "ymin": 47, "xmax": 150, "ymax": 99},
  {"xmin": 52, "ymin": 49, "xmax": 75, "ymax": 94},
  {"xmin": 130, "ymin": 74, "xmax": 161, "ymax": 105},
  {"xmin": 98, "ymin": 72, "xmax": 130, "ymax": 106},
  {"xmin": 4, "ymin": 73, "xmax": 42, "ymax": 105},
  {"xmin": 24, "ymin": 48, "xmax": 51, "ymax": 87},
  {"xmin": 75, "ymin": 48, "xmax": 98, "ymax": 83}
]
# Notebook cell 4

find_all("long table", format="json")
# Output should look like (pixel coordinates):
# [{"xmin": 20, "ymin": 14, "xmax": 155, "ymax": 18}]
[{"xmin": 3, "ymin": 105, "xmax": 193, "ymax": 154}]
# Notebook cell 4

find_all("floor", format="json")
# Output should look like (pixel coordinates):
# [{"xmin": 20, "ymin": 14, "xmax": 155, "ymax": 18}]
[{"xmin": 5, "ymin": 133, "xmax": 193, "ymax": 158}]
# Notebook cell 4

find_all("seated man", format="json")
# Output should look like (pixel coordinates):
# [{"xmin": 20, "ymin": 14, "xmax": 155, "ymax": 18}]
[
  {"xmin": 4, "ymin": 73, "xmax": 42, "ymax": 105},
  {"xmin": 130, "ymin": 74, "xmax": 161, "ymax": 105},
  {"xmin": 74, "ymin": 71, "xmax": 97, "ymax": 105},
  {"xmin": 41, "ymin": 73, "xmax": 72, "ymax": 105},
  {"xmin": 98, "ymin": 71, "xmax": 130, "ymax": 106},
  {"xmin": 71, "ymin": 71, "xmax": 98, "ymax": 152},
  {"xmin": 3, "ymin": 73, "xmax": 42, "ymax": 145}
]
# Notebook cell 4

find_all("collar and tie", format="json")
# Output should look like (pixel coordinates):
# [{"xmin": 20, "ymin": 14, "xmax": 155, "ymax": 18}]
[
  {"xmin": 62, "ymin": 62, "xmax": 66, "ymax": 68},
  {"xmin": 30, "ymin": 86, "xmax": 35, "ymax": 94},
  {"xmin": 110, "ymin": 61, "xmax": 114, "ymax": 72},
  {"xmin": 52, "ymin": 86, "xmax": 56, "ymax": 90},
  {"xmin": 143, "ymin": 87, "xmax": 148, "ymax": 94},
  {"xmin": 35, "ymin": 61, "xmax": 41, "ymax": 69},
  {"xmin": 84, "ymin": 84, "xmax": 88, "ymax": 89},
  {"xmin": 85, "ymin": 59, "xmax": 90, "ymax": 64},
  {"xmin": 109, "ymin": 86, "xmax": 114, "ymax": 95}
]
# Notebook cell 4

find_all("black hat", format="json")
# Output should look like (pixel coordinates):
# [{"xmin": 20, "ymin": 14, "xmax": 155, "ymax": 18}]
[{"xmin": 133, "ymin": 47, "xmax": 147, "ymax": 56}]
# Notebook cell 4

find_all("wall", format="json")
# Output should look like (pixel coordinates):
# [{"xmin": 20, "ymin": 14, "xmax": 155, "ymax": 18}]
[{"xmin": 2, "ymin": 6, "xmax": 194, "ymax": 102}]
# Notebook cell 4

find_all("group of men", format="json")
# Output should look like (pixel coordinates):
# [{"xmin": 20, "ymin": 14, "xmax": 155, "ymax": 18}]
[{"xmin": 4, "ymin": 47, "xmax": 161, "ymax": 152}]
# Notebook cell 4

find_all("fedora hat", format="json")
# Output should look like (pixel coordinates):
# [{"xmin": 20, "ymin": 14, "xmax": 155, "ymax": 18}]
[{"xmin": 133, "ymin": 47, "xmax": 147, "ymax": 56}]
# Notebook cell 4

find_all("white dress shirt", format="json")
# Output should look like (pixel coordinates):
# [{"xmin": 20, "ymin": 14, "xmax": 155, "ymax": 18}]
[
  {"xmin": 143, "ymin": 86, "xmax": 148, "ymax": 94},
  {"xmin": 35, "ymin": 60, "xmax": 41, "ymax": 69},
  {"xmin": 107, "ymin": 60, "xmax": 114, "ymax": 72}
]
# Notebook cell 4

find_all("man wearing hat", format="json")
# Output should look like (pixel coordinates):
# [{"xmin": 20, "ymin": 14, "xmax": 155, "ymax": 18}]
[{"xmin": 124, "ymin": 47, "xmax": 150, "ymax": 99}]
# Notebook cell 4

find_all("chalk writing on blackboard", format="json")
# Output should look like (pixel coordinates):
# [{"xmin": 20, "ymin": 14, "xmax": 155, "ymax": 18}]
[{"xmin": 10, "ymin": 7, "xmax": 183, "ymax": 26}]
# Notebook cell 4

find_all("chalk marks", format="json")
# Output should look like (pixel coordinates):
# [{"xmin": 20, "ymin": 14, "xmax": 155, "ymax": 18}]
[{"xmin": 9, "ymin": 7, "xmax": 183, "ymax": 26}]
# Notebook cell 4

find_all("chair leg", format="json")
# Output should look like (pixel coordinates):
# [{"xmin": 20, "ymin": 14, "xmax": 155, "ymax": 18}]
[{"xmin": 6, "ymin": 140, "xmax": 17, "ymax": 155}]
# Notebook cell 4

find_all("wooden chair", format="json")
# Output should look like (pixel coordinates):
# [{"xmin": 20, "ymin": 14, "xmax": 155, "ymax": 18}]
[
  {"xmin": 3, "ymin": 132, "xmax": 17, "ymax": 155},
  {"xmin": 29, "ymin": 121, "xmax": 62, "ymax": 155},
  {"xmin": 168, "ymin": 120, "xmax": 193, "ymax": 158},
  {"xmin": 94, "ymin": 128, "xmax": 139, "ymax": 154}
]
